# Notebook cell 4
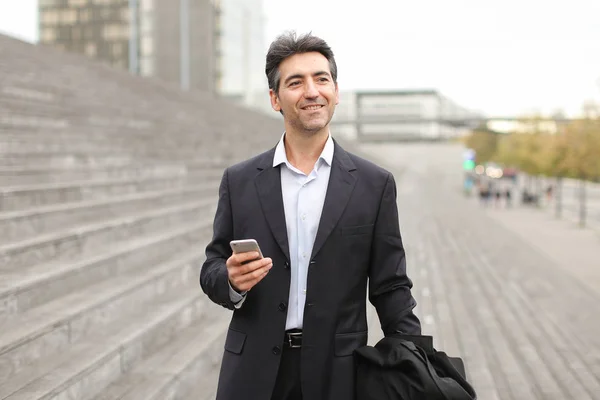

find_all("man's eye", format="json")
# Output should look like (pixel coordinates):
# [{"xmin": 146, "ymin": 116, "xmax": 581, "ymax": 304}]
[{"xmin": 289, "ymin": 81, "xmax": 300, "ymax": 86}]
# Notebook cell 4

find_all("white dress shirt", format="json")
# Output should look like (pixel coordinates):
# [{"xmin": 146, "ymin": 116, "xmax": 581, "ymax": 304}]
[{"xmin": 229, "ymin": 133, "xmax": 333, "ymax": 330}]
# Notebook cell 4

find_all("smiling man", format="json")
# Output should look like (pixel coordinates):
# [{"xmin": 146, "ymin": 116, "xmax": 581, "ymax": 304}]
[{"xmin": 200, "ymin": 31, "xmax": 421, "ymax": 400}]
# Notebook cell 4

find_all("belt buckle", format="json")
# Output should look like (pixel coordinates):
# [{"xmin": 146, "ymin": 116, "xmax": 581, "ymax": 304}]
[{"xmin": 287, "ymin": 332, "xmax": 302, "ymax": 348}]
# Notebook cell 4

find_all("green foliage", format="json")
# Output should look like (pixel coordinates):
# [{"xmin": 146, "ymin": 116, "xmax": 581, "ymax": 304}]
[
  {"xmin": 462, "ymin": 113, "xmax": 600, "ymax": 181},
  {"xmin": 560, "ymin": 119, "xmax": 600, "ymax": 180},
  {"xmin": 462, "ymin": 126, "xmax": 498, "ymax": 164}
]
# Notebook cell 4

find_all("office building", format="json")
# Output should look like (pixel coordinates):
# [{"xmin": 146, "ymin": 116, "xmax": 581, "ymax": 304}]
[
  {"xmin": 331, "ymin": 90, "xmax": 480, "ymax": 141},
  {"xmin": 38, "ymin": 0, "xmax": 215, "ymax": 93},
  {"xmin": 38, "ymin": 0, "xmax": 270, "ymax": 110},
  {"xmin": 213, "ymin": 0, "xmax": 270, "ymax": 112}
]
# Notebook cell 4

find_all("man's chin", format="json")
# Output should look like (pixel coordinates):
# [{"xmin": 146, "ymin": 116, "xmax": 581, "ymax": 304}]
[
  {"xmin": 300, "ymin": 124, "xmax": 326, "ymax": 134},
  {"xmin": 300, "ymin": 118, "xmax": 330, "ymax": 133}
]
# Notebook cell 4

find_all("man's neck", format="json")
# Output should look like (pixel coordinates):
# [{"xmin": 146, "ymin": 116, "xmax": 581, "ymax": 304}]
[{"xmin": 283, "ymin": 129, "xmax": 329, "ymax": 175}]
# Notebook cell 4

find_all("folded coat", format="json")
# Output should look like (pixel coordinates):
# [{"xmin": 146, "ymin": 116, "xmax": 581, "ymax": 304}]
[{"xmin": 354, "ymin": 335, "xmax": 477, "ymax": 400}]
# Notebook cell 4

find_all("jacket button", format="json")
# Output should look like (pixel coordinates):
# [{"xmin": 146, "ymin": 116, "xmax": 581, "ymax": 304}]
[
  {"xmin": 278, "ymin": 302, "xmax": 287, "ymax": 312},
  {"xmin": 272, "ymin": 346, "xmax": 281, "ymax": 355}
]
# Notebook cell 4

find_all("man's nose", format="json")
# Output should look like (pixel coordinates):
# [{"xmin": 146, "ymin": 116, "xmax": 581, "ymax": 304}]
[{"xmin": 303, "ymin": 81, "xmax": 319, "ymax": 98}]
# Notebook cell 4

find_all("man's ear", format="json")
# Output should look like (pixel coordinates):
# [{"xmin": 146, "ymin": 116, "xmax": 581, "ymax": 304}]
[
  {"xmin": 269, "ymin": 89, "xmax": 281, "ymax": 112},
  {"xmin": 335, "ymin": 82, "xmax": 340, "ymax": 105}
]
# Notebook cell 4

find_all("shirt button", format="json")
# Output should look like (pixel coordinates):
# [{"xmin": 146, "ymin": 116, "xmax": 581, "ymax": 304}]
[
  {"xmin": 272, "ymin": 346, "xmax": 281, "ymax": 355},
  {"xmin": 301, "ymin": 214, "xmax": 306, "ymax": 220}
]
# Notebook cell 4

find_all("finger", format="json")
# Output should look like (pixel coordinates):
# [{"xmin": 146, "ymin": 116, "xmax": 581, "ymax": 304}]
[
  {"xmin": 235, "ymin": 266, "xmax": 271, "ymax": 291},
  {"xmin": 228, "ymin": 257, "xmax": 268, "ymax": 278},
  {"xmin": 228, "ymin": 258, "xmax": 272, "ymax": 285},
  {"xmin": 226, "ymin": 252, "xmax": 259, "ymax": 270},
  {"xmin": 237, "ymin": 257, "xmax": 272, "ymax": 275},
  {"xmin": 233, "ymin": 251, "xmax": 262, "ymax": 265},
  {"xmin": 236, "ymin": 262, "xmax": 272, "ymax": 284}
]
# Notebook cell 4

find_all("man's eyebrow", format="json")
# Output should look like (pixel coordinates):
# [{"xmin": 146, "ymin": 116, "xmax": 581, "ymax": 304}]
[
  {"xmin": 283, "ymin": 71, "xmax": 331, "ymax": 84},
  {"xmin": 313, "ymin": 71, "xmax": 331, "ymax": 78},
  {"xmin": 284, "ymin": 74, "xmax": 303, "ymax": 84}
]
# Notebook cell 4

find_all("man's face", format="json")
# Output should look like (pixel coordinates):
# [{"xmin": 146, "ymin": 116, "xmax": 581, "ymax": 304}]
[{"xmin": 270, "ymin": 52, "xmax": 339, "ymax": 135}]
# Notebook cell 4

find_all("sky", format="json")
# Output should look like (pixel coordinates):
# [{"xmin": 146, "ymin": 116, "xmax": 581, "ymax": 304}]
[{"xmin": 1, "ymin": 0, "xmax": 599, "ymax": 117}]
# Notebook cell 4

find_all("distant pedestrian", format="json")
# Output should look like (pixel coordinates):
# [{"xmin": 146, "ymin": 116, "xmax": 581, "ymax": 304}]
[
  {"xmin": 546, "ymin": 184, "xmax": 554, "ymax": 203},
  {"xmin": 505, "ymin": 188, "xmax": 512, "ymax": 208}
]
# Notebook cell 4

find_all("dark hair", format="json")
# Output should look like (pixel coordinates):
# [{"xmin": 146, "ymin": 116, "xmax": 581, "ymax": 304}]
[{"xmin": 265, "ymin": 31, "xmax": 337, "ymax": 94}]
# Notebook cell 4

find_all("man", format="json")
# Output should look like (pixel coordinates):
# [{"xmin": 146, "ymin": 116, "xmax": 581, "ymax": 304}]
[{"xmin": 200, "ymin": 31, "xmax": 421, "ymax": 400}]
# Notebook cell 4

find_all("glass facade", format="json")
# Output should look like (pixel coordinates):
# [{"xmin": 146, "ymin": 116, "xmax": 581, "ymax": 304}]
[
  {"xmin": 39, "ymin": 0, "xmax": 132, "ymax": 68},
  {"xmin": 214, "ymin": 0, "xmax": 268, "ymax": 111},
  {"xmin": 37, "ymin": 0, "xmax": 266, "ymax": 100},
  {"xmin": 138, "ymin": 0, "xmax": 154, "ymax": 76}
]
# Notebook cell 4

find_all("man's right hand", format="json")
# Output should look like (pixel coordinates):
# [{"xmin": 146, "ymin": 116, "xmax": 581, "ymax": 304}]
[{"xmin": 227, "ymin": 252, "xmax": 273, "ymax": 293}]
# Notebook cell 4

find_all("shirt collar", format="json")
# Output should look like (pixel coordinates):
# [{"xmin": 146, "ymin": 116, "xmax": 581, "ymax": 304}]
[{"xmin": 273, "ymin": 132, "xmax": 334, "ymax": 168}]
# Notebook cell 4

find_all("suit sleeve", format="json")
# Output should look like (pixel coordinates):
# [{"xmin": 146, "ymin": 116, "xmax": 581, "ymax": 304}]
[
  {"xmin": 200, "ymin": 168, "xmax": 238, "ymax": 310},
  {"xmin": 368, "ymin": 172, "xmax": 421, "ymax": 335}
]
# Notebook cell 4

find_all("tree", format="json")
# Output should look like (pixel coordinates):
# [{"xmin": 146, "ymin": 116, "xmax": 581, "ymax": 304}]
[
  {"xmin": 561, "ymin": 118, "xmax": 600, "ymax": 180},
  {"xmin": 462, "ymin": 125, "xmax": 498, "ymax": 164}
]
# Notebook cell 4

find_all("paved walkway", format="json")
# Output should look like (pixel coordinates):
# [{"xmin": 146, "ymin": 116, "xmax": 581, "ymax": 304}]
[{"xmin": 358, "ymin": 142, "xmax": 600, "ymax": 400}]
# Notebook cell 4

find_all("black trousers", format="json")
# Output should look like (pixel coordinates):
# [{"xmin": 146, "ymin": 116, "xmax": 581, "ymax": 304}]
[{"xmin": 270, "ymin": 345, "xmax": 302, "ymax": 400}]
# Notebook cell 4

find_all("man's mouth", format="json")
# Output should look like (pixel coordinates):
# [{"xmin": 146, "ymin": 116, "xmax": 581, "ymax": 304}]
[{"xmin": 301, "ymin": 104, "xmax": 324, "ymax": 111}]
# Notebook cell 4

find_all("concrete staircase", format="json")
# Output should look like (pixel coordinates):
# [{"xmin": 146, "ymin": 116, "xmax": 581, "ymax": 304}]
[{"xmin": 0, "ymin": 34, "xmax": 281, "ymax": 399}]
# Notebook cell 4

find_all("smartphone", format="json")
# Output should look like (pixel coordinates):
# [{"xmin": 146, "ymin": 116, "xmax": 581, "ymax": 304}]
[{"xmin": 230, "ymin": 239, "xmax": 264, "ymax": 259}]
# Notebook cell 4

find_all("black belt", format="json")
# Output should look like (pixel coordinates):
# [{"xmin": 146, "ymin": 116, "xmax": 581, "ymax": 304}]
[{"xmin": 284, "ymin": 330, "xmax": 302, "ymax": 348}]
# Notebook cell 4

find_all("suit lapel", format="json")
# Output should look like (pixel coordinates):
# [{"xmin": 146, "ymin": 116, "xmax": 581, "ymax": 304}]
[
  {"xmin": 255, "ymin": 150, "xmax": 290, "ymax": 261},
  {"xmin": 311, "ymin": 141, "xmax": 357, "ymax": 260}
]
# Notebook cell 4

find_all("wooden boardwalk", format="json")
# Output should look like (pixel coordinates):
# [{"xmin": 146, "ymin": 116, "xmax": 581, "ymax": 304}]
[{"xmin": 361, "ymin": 142, "xmax": 600, "ymax": 400}]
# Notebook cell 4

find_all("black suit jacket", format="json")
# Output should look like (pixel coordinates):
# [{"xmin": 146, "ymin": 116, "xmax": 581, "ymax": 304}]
[{"xmin": 200, "ymin": 140, "xmax": 421, "ymax": 400}]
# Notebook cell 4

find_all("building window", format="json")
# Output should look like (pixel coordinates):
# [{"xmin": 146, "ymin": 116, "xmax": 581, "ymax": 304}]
[
  {"xmin": 101, "ymin": 8, "xmax": 112, "ymax": 19},
  {"xmin": 112, "ymin": 42, "xmax": 124, "ymax": 57},
  {"xmin": 139, "ymin": 57, "xmax": 154, "ymax": 76},
  {"xmin": 72, "ymin": 27, "xmax": 82, "ymax": 41},
  {"xmin": 140, "ymin": 0, "xmax": 154, "ymax": 12},
  {"xmin": 68, "ymin": 0, "xmax": 88, "ymax": 6},
  {"xmin": 85, "ymin": 26, "xmax": 94, "ymax": 40},
  {"xmin": 85, "ymin": 42, "xmax": 97, "ymax": 56},
  {"xmin": 61, "ymin": 9, "xmax": 78, "ymax": 24},
  {"xmin": 121, "ymin": 7, "xmax": 130, "ymax": 21},
  {"xmin": 140, "ymin": 35, "xmax": 153, "ymax": 56},
  {"xmin": 41, "ymin": 10, "xmax": 59, "ymax": 24},
  {"xmin": 40, "ymin": 28, "xmax": 57, "ymax": 42},
  {"xmin": 103, "ymin": 24, "xmax": 125, "ymax": 40},
  {"xmin": 80, "ymin": 9, "xmax": 90, "ymax": 22},
  {"xmin": 140, "ymin": 12, "xmax": 153, "ymax": 34}
]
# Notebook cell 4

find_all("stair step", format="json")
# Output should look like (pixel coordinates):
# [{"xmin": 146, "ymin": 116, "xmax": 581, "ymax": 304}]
[
  {"xmin": 0, "ymin": 131, "xmax": 146, "ymax": 144},
  {"xmin": 0, "ymin": 163, "xmax": 223, "ymax": 185},
  {"xmin": 0, "ymin": 246, "xmax": 207, "ymax": 386},
  {"xmin": 0, "ymin": 183, "xmax": 218, "ymax": 242},
  {"xmin": 91, "ymin": 314, "xmax": 227, "ymax": 400},
  {"xmin": 0, "ymin": 142, "xmax": 128, "ymax": 153},
  {"xmin": 0, "ymin": 220, "xmax": 211, "ymax": 325},
  {"xmin": 0, "ymin": 94, "xmax": 160, "ymax": 123},
  {"xmin": 0, "ymin": 153, "xmax": 134, "ymax": 168},
  {"xmin": 0, "ymin": 174, "xmax": 190, "ymax": 212},
  {"xmin": 1, "ymin": 287, "xmax": 210, "ymax": 400},
  {"xmin": 0, "ymin": 151, "xmax": 213, "ymax": 167},
  {"xmin": 0, "ymin": 199, "xmax": 213, "ymax": 271}
]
